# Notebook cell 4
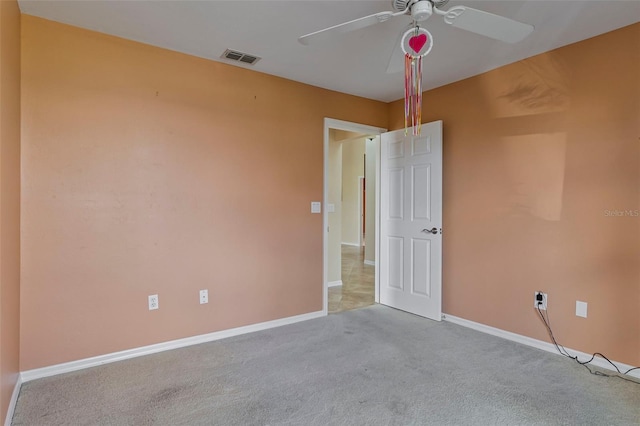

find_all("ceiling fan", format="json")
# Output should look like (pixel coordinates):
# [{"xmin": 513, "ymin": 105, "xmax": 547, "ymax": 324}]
[{"xmin": 299, "ymin": 0, "xmax": 534, "ymax": 72}]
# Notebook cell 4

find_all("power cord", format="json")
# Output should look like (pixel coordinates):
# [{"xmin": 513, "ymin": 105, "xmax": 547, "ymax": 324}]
[{"xmin": 535, "ymin": 303, "xmax": 640, "ymax": 384}]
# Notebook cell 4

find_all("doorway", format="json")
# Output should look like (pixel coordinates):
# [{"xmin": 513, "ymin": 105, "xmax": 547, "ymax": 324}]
[
  {"xmin": 323, "ymin": 119, "xmax": 386, "ymax": 314},
  {"xmin": 323, "ymin": 118, "xmax": 444, "ymax": 320}
]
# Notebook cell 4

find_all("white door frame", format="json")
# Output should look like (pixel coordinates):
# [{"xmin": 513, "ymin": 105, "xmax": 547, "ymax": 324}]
[{"xmin": 323, "ymin": 118, "xmax": 387, "ymax": 315}]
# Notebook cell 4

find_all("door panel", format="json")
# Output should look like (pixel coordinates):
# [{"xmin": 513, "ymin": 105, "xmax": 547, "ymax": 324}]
[
  {"xmin": 389, "ymin": 168, "xmax": 404, "ymax": 219},
  {"xmin": 412, "ymin": 165, "xmax": 431, "ymax": 221},
  {"xmin": 388, "ymin": 236, "xmax": 404, "ymax": 290},
  {"xmin": 411, "ymin": 238, "xmax": 430, "ymax": 296},
  {"xmin": 379, "ymin": 122, "xmax": 442, "ymax": 320}
]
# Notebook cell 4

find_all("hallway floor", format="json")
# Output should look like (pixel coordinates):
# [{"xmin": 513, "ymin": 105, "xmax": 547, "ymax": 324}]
[{"xmin": 328, "ymin": 245, "xmax": 375, "ymax": 314}]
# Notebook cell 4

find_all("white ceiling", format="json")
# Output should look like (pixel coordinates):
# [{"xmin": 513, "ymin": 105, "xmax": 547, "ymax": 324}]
[{"xmin": 18, "ymin": 0, "xmax": 640, "ymax": 102}]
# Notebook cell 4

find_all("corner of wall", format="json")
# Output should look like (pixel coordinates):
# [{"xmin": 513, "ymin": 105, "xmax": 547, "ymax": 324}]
[{"xmin": 0, "ymin": 0, "xmax": 22, "ymax": 424}]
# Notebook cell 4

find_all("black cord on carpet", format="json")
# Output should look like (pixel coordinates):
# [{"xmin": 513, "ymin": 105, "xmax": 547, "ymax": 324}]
[{"xmin": 536, "ymin": 305, "xmax": 639, "ymax": 385}]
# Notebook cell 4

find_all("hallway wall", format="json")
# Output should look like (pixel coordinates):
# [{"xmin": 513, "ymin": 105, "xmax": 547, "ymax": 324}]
[{"xmin": 341, "ymin": 138, "xmax": 365, "ymax": 246}]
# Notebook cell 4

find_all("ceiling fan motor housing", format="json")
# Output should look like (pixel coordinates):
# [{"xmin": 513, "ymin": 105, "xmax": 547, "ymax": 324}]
[
  {"xmin": 411, "ymin": 1, "xmax": 433, "ymax": 21},
  {"xmin": 392, "ymin": 0, "xmax": 450, "ymax": 13}
]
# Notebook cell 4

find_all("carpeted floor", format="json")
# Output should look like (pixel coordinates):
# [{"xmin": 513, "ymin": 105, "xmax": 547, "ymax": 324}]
[{"xmin": 12, "ymin": 305, "xmax": 640, "ymax": 425}]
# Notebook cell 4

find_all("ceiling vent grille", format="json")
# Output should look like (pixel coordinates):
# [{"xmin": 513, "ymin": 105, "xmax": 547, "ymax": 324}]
[{"xmin": 221, "ymin": 49, "xmax": 261, "ymax": 66}]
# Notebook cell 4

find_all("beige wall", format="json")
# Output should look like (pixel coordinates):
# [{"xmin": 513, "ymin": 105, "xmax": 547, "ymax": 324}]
[
  {"xmin": 331, "ymin": 130, "xmax": 362, "ymax": 143},
  {"xmin": 0, "ymin": 0, "xmax": 21, "ymax": 422},
  {"xmin": 341, "ymin": 138, "xmax": 365, "ymax": 246},
  {"xmin": 20, "ymin": 16, "xmax": 388, "ymax": 370},
  {"xmin": 390, "ymin": 23, "xmax": 640, "ymax": 366},
  {"xmin": 327, "ymin": 131, "xmax": 343, "ymax": 284}
]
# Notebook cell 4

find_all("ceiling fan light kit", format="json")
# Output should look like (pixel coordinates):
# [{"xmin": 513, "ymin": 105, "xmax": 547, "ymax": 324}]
[
  {"xmin": 298, "ymin": 0, "xmax": 534, "ymax": 133},
  {"xmin": 410, "ymin": 1, "xmax": 433, "ymax": 21}
]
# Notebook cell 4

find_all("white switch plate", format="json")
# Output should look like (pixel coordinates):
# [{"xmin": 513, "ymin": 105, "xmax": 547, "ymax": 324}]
[
  {"xmin": 327, "ymin": 203, "xmax": 335, "ymax": 213},
  {"xmin": 576, "ymin": 301, "xmax": 587, "ymax": 318},
  {"xmin": 311, "ymin": 202, "xmax": 321, "ymax": 214},
  {"xmin": 148, "ymin": 294, "xmax": 159, "ymax": 310},
  {"xmin": 199, "ymin": 289, "xmax": 208, "ymax": 304}
]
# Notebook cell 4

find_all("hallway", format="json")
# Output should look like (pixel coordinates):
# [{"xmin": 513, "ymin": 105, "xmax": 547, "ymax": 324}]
[{"xmin": 328, "ymin": 245, "xmax": 375, "ymax": 314}]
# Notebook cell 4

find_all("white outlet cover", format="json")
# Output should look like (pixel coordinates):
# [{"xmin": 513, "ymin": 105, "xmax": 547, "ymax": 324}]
[
  {"xmin": 576, "ymin": 301, "xmax": 588, "ymax": 318},
  {"xmin": 311, "ymin": 202, "xmax": 321, "ymax": 214},
  {"xmin": 534, "ymin": 292, "xmax": 547, "ymax": 310},
  {"xmin": 148, "ymin": 294, "xmax": 159, "ymax": 310},
  {"xmin": 327, "ymin": 203, "xmax": 335, "ymax": 213},
  {"xmin": 200, "ymin": 289, "xmax": 208, "ymax": 304}
]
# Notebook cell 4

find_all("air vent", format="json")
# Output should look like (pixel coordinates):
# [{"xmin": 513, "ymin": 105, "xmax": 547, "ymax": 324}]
[{"xmin": 221, "ymin": 49, "xmax": 261, "ymax": 66}]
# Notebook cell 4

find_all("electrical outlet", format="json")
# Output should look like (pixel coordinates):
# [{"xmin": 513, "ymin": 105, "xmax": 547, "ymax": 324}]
[
  {"xmin": 199, "ymin": 289, "xmax": 208, "ymax": 304},
  {"xmin": 534, "ymin": 291, "xmax": 547, "ymax": 310},
  {"xmin": 148, "ymin": 294, "xmax": 159, "ymax": 310}
]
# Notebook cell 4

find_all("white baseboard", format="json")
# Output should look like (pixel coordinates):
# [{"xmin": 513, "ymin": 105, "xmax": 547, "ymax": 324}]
[
  {"xmin": 341, "ymin": 242, "xmax": 360, "ymax": 247},
  {"xmin": 328, "ymin": 280, "xmax": 343, "ymax": 287},
  {"xmin": 443, "ymin": 313, "xmax": 640, "ymax": 379},
  {"xmin": 4, "ymin": 374, "xmax": 22, "ymax": 426},
  {"xmin": 21, "ymin": 310, "xmax": 325, "ymax": 383},
  {"xmin": 364, "ymin": 260, "xmax": 375, "ymax": 266}
]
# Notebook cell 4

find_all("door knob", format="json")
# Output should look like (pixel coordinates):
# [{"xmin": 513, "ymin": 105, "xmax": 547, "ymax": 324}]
[{"xmin": 422, "ymin": 228, "xmax": 438, "ymax": 234}]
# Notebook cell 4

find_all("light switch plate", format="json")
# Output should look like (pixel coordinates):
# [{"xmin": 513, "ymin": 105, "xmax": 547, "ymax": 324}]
[
  {"xmin": 311, "ymin": 202, "xmax": 321, "ymax": 214},
  {"xmin": 327, "ymin": 203, "xmax": 335, "ymax": 213},
  {"xmin": 576, "ymin": 301, "xmax": 587, "ymax": 318}
]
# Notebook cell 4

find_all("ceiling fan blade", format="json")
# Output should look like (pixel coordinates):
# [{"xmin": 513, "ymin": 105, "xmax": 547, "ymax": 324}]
[
  {"xmin": 298, "ymin": 11, "xmax": 395, "ymax": 45},
  {"xmin": 386, "ymin": 27, "xmax": 409, "ymax": 74},
  {"xmin": 442, "ymin": 6, "xmax": 534, "ymax": 44}
]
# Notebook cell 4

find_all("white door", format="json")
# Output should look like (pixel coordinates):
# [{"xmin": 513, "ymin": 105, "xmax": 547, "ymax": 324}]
[{"xmin": 379, "ymin": 121, "xmax": 442, "ymax": 320}]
